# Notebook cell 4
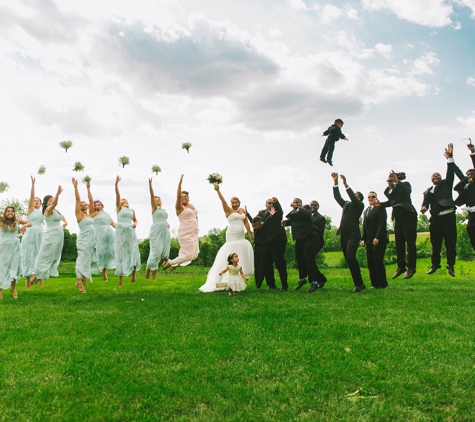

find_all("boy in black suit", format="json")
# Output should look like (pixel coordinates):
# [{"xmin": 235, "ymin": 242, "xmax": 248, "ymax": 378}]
[
  {"xmin": 319, "ymin": 118, "xmax": 348, "ymax": 166},
  {"xmin": 361, "ymin": 192, "xmax": 388, "ymax": 289}
]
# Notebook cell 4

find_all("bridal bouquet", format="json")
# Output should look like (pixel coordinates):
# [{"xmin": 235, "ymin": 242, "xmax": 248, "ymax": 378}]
[
  {"xmin": 0, "ymin": 182, "xmax": 9, "ymax": 193},
  {"xmin": 182, "ymin": 142, "xmax": 192, "ymax": 153},
  {"xmin": 118, "ymin": 156, "xmax": 130, "ymax": 168},
  {"xmin": 151, "ymin": 165, "xmax": 161, "ymax": 175},
  {"xmin": 82, "ymin": 175, "xmax": 91, "ymax": 184},
  {"xmin": 38, "ymin": 165, "xmax": 46, "ymax": 175},
  {"xmin": 73, "ymin": 161, "xmax": 85, "ymax": 172},
  {"xmin": 60, "ymin": 140, "xmax": 73, "ymax": 153},
  {"xmin": 207, "ymin": 173, "xmax": 223, "ymax": 184}
]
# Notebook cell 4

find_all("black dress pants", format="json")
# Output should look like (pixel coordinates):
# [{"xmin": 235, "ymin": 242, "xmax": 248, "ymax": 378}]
[
  {"xmin": 295, "ymin": 237, "xmax": 320, "ymax": 283},
  {"xmin": 341, "ymin": 237, "xmax": 364, "ymax": 287},
  {"xmin": 254, "ymin": 244, "xmax": 275, "ymax": 288},
  {"xmin": 394, "ymin": 212, "xmax": 417, "ymax": 270},
  {"xmin": 320, "ymin": 140, "xmax": 336, "ymax": 163},
  {"xmin": 467, "ymin": 215, "xmax": 475, "ymax": 252},
  {"xmin": 429, "ymin": 212, "xmax": 456, "ymax": 267},
  {"xmin": 366, "ymin": 238, "xmax": 388, "ymax": 288},
  {"xmin": 267, "ymin": 240, "xmax": 288, "ymax": 288}
]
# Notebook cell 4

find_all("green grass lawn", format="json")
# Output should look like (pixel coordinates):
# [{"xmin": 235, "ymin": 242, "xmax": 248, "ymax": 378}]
[{"xmin": 2, "ymin": 259, "xmax": 475, "ymax": 421}]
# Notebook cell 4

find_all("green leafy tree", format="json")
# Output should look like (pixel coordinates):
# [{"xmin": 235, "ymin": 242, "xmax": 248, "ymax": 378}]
[
  {"xmin": 61, "ymin": 229, "xmax": 77, "ymax": 261},
  {"xmin": 417, "ymin": 214, "xmax": 430, "ymax": 232}
]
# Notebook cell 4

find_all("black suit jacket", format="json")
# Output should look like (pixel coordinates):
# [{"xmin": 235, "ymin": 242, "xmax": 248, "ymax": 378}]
[
  {"xmin": 362, "ymin": 206, "xmax": 388, "ymax": 243},
  {"xmin": 284, "ymin": 207, "xmax": 317, "ymax": 241},
  {"xmin": 311, "ymin": 211, "xmax": 326, "ymax": 249},
  {"xmin": 333, "ymin": 186, "xmax": 364, "ymax": 240},
  {"xmin": 421, "ymin": 161, "xmax": 456, "ymax": 216},
  {"xmin": 380, "ymin": 181, "xmax": 416, "ymax": 219},
  {"xmin": 454, "ymin": 154, "xmax": 475, "ymax": 207},
  {"xmin": 323, "ymin": 124, "xmax": 346, "ymax": 143},
  {"xmin": 260, "ymin": 200, "xmax": 287, "ymax": 243}
]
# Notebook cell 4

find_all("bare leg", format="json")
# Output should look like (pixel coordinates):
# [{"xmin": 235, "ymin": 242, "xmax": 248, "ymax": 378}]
[
  {"xmin": 131, "ymin": 269, "xmax": 136, "ymax": 284},
  {"xmin": 101, "ymin": 268, "xmax": 108, "ymax": 282},
  {"xmin": 118, "ymin": 276, "xmax": 123, "ymax": 287},
  {"xmin": 152, "ymin": 270, "xmax": 157, "ymax": 281},
  {"xmin": 170, "ymin": 265, "xmax": 177, "ymax": 273},
  {"xmin": 163, "ymin": 260, "xmax": 171, "ymax": 270},
  {"xmin": 158, "ymin": 257, "xmax": 167, "ymax": 268},
  {"xmin": 145, "ymin": 268, "xmax": 150, "ymax": 280},
  {"xmin": 0, "ymin": 289, "xmax": 3, "ymax": 300},
  {"xmin": 75, "ymin": 279, "xmax": 86, "ymax": 293},
  {"xmin": 81, "ymin": 276, "xmax": 87, "ymax": 289},
  {"xmin": 39, "ymin": 280, "xmax": 44, "ymax": 287},
  {"xmin": 27, "ymin": 274, "xmax": 36, "ymax": 289},
  {"xmin": 11, "ymin": 280, "xmax": 18, "ymax": 299}
]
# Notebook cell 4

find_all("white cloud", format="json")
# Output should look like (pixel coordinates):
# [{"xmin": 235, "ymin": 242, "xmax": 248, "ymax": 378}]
[
  {"xmin": 454, "ymin": 0, "xmax": 475, "ymax": 18},
  {"xmin": 362, "ymin": 0, "xmax": 453, "ymax": 27},
  {"xmin": 405, "ymin": 52, "xmax": 440, "ymax": 75},
  {"xmin": 269, "ymin": 28, "xmax": 282, "ymax": 37},
  {"xmin": 287, "ymin": 0, "xmax": 309, "ymax": 11},
  {"xmin": 346, "ymin": 8, "xmax": 359, "ymax": 20},
  {"xmin": 320, "ymin": 4, "xmax": 341, "ymax": 25},
  {"xmin": 453, "ymin": 21, "xmax": 462, "ymax": 29},
  {"xmin": 468, "ymin": 77, "xmax": 475, "ymax": 87},
  {"xmin": 375, "ymin": 43, "xmax": 392, "ymax": 54},
  {"xmin": 457, "ymin": 111, "xmax": 475, "ymax": 129}
]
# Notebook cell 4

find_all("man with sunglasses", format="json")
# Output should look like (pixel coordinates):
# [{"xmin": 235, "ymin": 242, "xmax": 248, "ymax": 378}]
[{"xmin": 361, "ymin": 192, "xmax": 388, "ymax": 289}]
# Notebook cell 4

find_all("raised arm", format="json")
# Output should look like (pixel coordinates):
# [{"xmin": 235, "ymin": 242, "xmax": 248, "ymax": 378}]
[
  {"xmin": 132, "ymin": 210, "xmax": 138, "ymax": 228},
  {"xmin": 175, "ymin": 174, "xmax": 184, "ymax": 215},
  {"xmin": 27, "ymin": 176, "xmax": 36, "ymax": 216},
  {"xmin": 61, "ymin": 214, "xmax": 68, "ymax": 229},
  {"xmin": 243, "ymin": 214, "xmax": 253, "ymax": 241},
  {"xmin": 332, "ymin": 173, "xmax": 346, "ymax": 208},
  {"xmin": 115, "ymin": 176, "xmax": 122, "ymax": 213},
  {"xmin": 214, "ymin": 183, "xmax": 231, "ymax": 216},
  {"xmin": 45, "ymin": 186, "xmax": 63, "ymax": 217},
  {"xmin": 86, "ymin": 181, "xmax": 98, "ymax": 217},
  {"xmin": 341, "ymin": 175, "xmax": 360, "ymax": 207},
  {"xmin": 72, "ymin": 178, "xmax": 84, "ymax": 222},
  {"xmin": 149, "ymin": 178, "xmax": 157, "ymax": 214}
]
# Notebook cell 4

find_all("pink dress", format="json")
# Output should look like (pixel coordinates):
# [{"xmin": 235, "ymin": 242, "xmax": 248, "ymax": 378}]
[{"xmin": 168, "ymin": 207, "xmax": 199, "ymax": 267}]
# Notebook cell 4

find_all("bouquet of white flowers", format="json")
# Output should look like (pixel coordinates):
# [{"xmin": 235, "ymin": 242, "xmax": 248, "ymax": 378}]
[
  {"xmin": 207, "ymin": 173, "xmax": 223, "ymax": 184},
  {"xmin": 60, "ymin": 140, "xmax": 73, "ymax": 153}
]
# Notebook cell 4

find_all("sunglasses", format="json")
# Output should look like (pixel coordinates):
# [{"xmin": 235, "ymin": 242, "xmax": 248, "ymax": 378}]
[{"xmin": 367, "ymin": 196, "xmax": 376, "ymax": 199}]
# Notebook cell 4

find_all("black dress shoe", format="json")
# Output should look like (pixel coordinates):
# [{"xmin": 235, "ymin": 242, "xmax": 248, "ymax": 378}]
[
  {"xmin": 320, "ymin": 158, "xmax": 327, "ymax": 163},
  {"xmin": 427, "ymin": 265, "xmax": 441, "ymax": 275},
  {"xmin": 267, "ymin": 285, "xmax": 277, "ymax": 290},
  {"xmin": 308, "ymin": 283, "xmax": 318, "ymax": 293},
  {"xmin": 404, "ymin": 268, "xmax": 416, "ymax": 279},
  {"xmin": 317, "ymin": 279, "xmax": 327, "ymax": 289},
  {"xmin": 353, "ymin": 284, "xmax": 366, "ymax": 293},
  {"xmin": 294, "ymin": 279, "xmax": 308, "ymax": 290},
  {"xmin": 392, "ymin": 268, "xmax": 406, "ymax": 279},
  {"xmin": 446, "ymin": 264, "xmax": 455, "ymax": 277},
  {"xmin": 279, "ymin": 287, "xmax": 288, "ymax": 292},
  {"xmin": 328, "ymin": 161, "xmax": 333, "ymax": 166}
]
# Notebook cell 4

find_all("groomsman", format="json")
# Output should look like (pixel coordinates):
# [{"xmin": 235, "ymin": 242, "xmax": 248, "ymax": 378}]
[
  {"xmin": 454, "ymin": 143, "xmax": 475, "ymax": 251},
  {"xmin": 282, "ymin": 199, "xmax": 321, "ymax": 292},
  {"xmin": 361, "ymin": 192, "xmax": 388, "ymax": 289},
  {"xmin": 258, "ymin": 198, "xmax": 288, "ymax": 291},
  {"xmin": 332, "ymin": 173, "xmax": 365, "ymax": 292},
  {"xmin": 378, "ymin": 172, "xmax": 418, "ymax": 280},
  {"xmin": 421, "ymin": 143, "xmax": 459, "ymax": 276},
  {"xmin": 250, "ymin": 215, "xmax": 276, "ymax": 289},
  {"xmin": 294, "ymin": 201, "xmax": 328, "ymax": 291}
]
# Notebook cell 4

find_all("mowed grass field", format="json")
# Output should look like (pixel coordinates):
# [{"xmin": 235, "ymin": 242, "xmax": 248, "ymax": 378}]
[{"xmin": 1, "ymin": 257, "xmax": 475, "ymax": 421}]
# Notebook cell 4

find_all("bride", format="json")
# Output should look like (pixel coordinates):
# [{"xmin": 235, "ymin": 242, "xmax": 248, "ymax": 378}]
[{"xmin": 199, "ymin": 183, "xmax": 254, "ymax": 292}]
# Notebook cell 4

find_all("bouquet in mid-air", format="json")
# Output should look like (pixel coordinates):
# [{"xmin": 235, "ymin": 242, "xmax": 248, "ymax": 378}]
[
  {"xmin": 82, "ymin": 175, "xmax": 91, "ymax": 184},
  {"xmin": 0, "ymin": 182, "xmax": 9, "ymax": 193},
  {"xmin": 207, "ymin": 173, "xmax": 223, "ymax": 184},
  {"xmin": 182, "ymin": 142, "xmax": 192, "ymax": 154},
  {"xmin": 38, "ymin": 165, "xmax": 46, "ymax": 175}
]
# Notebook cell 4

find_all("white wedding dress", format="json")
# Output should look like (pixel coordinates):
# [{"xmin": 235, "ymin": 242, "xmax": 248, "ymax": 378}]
[{"xmin": 199, "ymin": 212, "xmax": 254, "ymax": 292}]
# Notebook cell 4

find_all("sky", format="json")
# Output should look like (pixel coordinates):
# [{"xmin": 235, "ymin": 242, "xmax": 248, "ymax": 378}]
[{"xmin": 0, "ymin": 0, "xmax": 474, "ymax": 239}]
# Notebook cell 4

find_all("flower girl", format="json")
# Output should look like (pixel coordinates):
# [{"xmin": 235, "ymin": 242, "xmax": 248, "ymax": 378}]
[{"xmin": 218, "ymin": 253, "xmax": 248, "ymax": 296}]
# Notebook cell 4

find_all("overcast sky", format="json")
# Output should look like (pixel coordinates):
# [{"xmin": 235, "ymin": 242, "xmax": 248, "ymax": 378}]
[{"xmin": 1, "ymin": 0, "xmax": 474, "ymax": 239}]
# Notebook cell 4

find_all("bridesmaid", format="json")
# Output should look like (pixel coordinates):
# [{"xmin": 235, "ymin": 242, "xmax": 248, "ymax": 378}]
[
  {"xmin": 87, "ymin": 181, "xmax": 116, "ymax": 281},
  {"xmin": 145, "ymin": 178, "xmax": 171, "ymax": 281},
  {"xmin": 0, "ymin": 206, "xmax": 28, "ymax": 300},
  {"xmin": 72, "ymin": 178, "xmax": 98, "ymax": 293},
  {"xmin": 163, "ymin": 175, "xmax": 199, "ymax": 271},
  {"xmin": 21, "ymin": 177, "xmax": 44, "ymax": 282},
  {"xmin": 28, "ymin": 186, "xmax": 66, "ymax": 288},
  {"xmin": 114, "ymin": 176, "xmax": 141, "ymax": 287}
]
